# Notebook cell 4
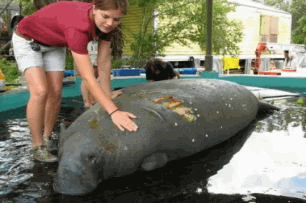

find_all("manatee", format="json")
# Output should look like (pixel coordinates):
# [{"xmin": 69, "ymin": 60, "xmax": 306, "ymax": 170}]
[{"xmin": 54, "ymin": 79, "xmax": 280, "ymax": 195}]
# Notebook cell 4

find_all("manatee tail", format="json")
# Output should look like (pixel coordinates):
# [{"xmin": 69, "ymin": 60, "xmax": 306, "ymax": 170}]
[{"xmin": 258, "ymin": 101, "xmax": 281, "ymax": 111}]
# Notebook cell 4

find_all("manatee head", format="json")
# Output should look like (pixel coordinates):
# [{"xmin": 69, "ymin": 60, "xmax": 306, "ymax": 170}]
[{"xmin": 54, "ymin": 130, "xmax": 104, "ymax": 195}]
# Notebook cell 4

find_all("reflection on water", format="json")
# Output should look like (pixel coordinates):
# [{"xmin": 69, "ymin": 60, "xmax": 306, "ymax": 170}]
[
  {"xmin": 208, "ymin": 125, "xmax": 306, "ymax": 198},
  {"xmin": 0, "ymin": 97, "xmax": 306, "ymax": 202},
  {"xmin": 207, "ymin": 101, "xmax": 306, "ymax": 200}
]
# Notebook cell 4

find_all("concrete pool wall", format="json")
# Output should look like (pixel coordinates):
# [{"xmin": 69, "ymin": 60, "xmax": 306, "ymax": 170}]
[{"xmin": 1, "ymin": 72, "xmax": 306, "ymax": 112}]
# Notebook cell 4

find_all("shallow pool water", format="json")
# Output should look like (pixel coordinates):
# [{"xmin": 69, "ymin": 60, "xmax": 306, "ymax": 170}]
[{"xmin": 0, "ymin": 97, "xmax": 306, "ymax": 203}]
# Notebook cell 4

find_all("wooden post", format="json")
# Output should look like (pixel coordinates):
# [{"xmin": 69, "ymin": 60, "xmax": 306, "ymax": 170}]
[
  {"xmin": 6, "ymin": 9, "xmax": 11, "ymax": 36},
  {"xmin": 205, "ymin": 0, "xmax": 213, "ymax": 72}
]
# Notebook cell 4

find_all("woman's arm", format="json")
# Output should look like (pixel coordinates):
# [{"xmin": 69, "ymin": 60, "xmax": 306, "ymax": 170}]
[
  {"xmin": 97, "ymin": 39, "xmax": 112, "ymax": 98},
  {"xmin": 71, "ymin": 51, "xmax": 138, "ymax": 132},
  {"xmin": 72, "ymin": 51, "xmax": 116, "ymax": 113}
]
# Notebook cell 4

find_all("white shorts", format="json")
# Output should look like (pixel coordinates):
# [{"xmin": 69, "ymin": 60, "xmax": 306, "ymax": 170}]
[
  {"xmin": 88, "ymin": 40, "xmax": 98, "ymax": 66},
  {"xmin": 12, "ymin": 32, "xmax": 66, "ymax": 74}
]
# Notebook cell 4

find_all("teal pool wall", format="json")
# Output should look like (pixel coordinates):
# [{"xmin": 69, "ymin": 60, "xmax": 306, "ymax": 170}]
[
  {"xmin": 220, "ymin": 76, "xmax": 306, "ymax": 93},
  {"xmin": 1, "ymin": 72, "xmax": 306, "ymax": 112},
  {"xmin": 0, "ymin": 77, "xmax": 148, "ymax": 112}
]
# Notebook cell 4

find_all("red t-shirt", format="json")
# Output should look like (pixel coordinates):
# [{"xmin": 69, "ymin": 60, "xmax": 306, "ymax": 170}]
[{"xmin": 18, "ymin": 1, "xmax": 112, "ymax": 54}]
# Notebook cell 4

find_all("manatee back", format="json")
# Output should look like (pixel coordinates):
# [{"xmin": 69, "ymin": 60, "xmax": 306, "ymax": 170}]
[{"xmin": 59, "ymin": 79, "xmax": 259, "ymax": 178}]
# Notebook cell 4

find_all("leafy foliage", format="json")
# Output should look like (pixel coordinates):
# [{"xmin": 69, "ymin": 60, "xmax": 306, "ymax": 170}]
[
  {"xmin": 65, "ymin": 53, "xmax": 74, "ymax": 70},
  {"xmin": 177, "ymin": 0, "xmax": 243, "ymax": 55},
  {"xmin": 111, "ymin": 24, "xmax": 124, "ymax": 60},
  {"xmin": 130, "ymin": 32, "xmax": 162, "ymax": 58},
  {"xmin": 252, "ymin": 0, "xmax": 290, "ymax": 12},
  {"xmin": 129, "ymin": 0, "xmax": 243, "ymax": 58},
  {"xmin": 291, "ymin": 0, "xmax": 306, "ymax": 44},
  {"xmin": 0, "ymin": 58, "xmax": 20, "ymax": 83},
  {"xmin": 0, "ymin": 0, "xmax": 38, "ymax": 15}
]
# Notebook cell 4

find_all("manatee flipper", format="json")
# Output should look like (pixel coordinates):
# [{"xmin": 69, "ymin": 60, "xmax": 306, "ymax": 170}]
[
  {"xmin": 258, "ymin": 101, "xmax": 281, "ymax": 111},
  {"xmin": 141, "ymin": 153, "xmax": 168, "ymax": 171}
]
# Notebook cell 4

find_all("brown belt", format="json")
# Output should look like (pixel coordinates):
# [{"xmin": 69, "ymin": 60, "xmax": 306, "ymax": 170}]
[{"xmin": 14, "ymin": 27, "xmax": 52, "ymax": 47}]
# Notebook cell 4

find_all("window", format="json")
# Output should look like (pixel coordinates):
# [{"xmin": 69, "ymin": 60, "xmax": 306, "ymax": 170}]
[{"xmin": 260, "ymin": 15, "xmax": 279, "ymax": 43}]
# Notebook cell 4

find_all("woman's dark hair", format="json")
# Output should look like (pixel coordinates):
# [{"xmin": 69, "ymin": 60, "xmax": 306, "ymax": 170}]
[
  {"xmin": 10, "ymin": 15, "xmax": 24, "ymax": 29},
  {"xmin": 145, "ymin": 58, "xmax": 177, "ymax": 81},
  {"xmin": 94, "ymin": 0, "xmax": 127, "ymax": 15}
]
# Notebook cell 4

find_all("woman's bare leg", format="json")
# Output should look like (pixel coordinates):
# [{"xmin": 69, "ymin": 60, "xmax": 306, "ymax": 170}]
[
  {"xmin": 43, "ymin": 71, "xmax": 63, "ymax": 138},
  {"xmin": 24, "ymin": 67, "xmax": 48, "ymax": 148}
]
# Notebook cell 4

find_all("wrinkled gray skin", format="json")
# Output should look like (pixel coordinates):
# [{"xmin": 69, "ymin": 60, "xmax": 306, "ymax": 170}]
[{"xmin": 54, "ymin": 79, "xmax": 279, "ymax": 195}]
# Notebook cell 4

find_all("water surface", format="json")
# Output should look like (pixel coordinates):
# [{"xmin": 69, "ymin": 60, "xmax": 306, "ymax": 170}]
[{"xmin": 0, "ymin": 97, "xmax": 306, "ymax": 202}]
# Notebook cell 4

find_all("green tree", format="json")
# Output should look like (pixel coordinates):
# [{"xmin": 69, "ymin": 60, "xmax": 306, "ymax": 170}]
[
  {"xmin": 252, "ymin": 0, "xmax": 290, "ymax": 12},
  {"xmin": 128, "ymin": 0, "xmax": 161, "ymax": 58},
  {"xmin": 129, "ymin": 0, "xmax": 243, "ymax": 58},
  {"xmin": 111, "ymin": 24, "xmax": 124, "ymax": 60},
  {"xmin": 291, "ymin": 0, "xmax": 306, "ymax": 44},
  {"xmin": 177, "ymin": 0, "xmax": 243, "ymax": 55},
  {"xmin": 0, "ymin": 0, "xmax": 50, "ymax": 16}
]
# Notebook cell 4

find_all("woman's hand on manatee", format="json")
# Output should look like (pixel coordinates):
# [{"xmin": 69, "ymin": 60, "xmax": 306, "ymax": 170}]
[
  {"xmin": 111, "ymin": 90, "xmax": 122, "ymax": 100},
  {"xmin": 111, "ymin": 110, "xmax": 138, "ymax": 132}
]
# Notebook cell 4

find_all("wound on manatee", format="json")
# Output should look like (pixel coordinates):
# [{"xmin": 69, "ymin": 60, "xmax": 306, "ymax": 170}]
[
  {"xmin": 152, "ymin": 96, "xmax": 196, "ymax": 122},
  {"xmin": 88, "ymin": 118, "xmax": 101, "ymax": 129},
  {"xmin": 173, "ymin": 107, "xmax": 190, "ymax": 115},
  {"xmin": 162, "ymin": 100, "xmax": 184, "ymax": 109},
  {"xmin": 181, "ymin": 113, "xmax": 197, "ymax": 122},
  {"xmin": 152, "ymin": 96, "xmax": 175, "ymax": 104},
  {"xmin": 173, "ymin": 107, "xmax": 196, "ymax": 122},
  {"xmin": 99, "ymin": 142, "xmax": 115, "ymax": 153},
  {"xmin": 138, "ymin": 91, "xmax": 148, "ymax": 98}
]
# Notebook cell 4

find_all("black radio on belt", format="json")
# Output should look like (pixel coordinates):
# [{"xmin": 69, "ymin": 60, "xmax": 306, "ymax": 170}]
[{"xmin": 30, "ymin": 39, "xmax": 41, "ymax": 51}]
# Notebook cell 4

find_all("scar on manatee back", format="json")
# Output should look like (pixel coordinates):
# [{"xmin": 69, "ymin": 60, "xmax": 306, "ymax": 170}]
[
  {"xmin": 162, "ymin": 100, "xmax": 184, "ymax": 109},
  {"xmin": 88, "ymin": 118, "xmax": 101, "ymax": 129},
  {"xmin": 152, "ymin": 96, "xmax": 175, "ymax": 103},
  {"xmin": 99, "ymin": 142, "xmax": 115, "ymax": 153},
  {"xmin": 152, "ymin": 96, "xmax": 196, "ymax": 122}
]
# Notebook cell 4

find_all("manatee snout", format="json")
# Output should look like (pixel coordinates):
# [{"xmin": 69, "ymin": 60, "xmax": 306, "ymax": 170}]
[
  {"xmin": 55, "ymin": 151, "xmax": 101, "ymax": 195},
  {"xmin": 55, "ymin": 135, "xmax": 102, "ymax": 195}
]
